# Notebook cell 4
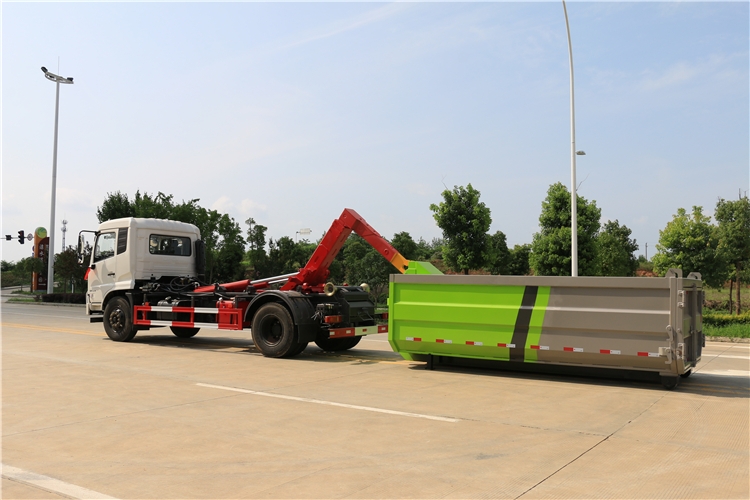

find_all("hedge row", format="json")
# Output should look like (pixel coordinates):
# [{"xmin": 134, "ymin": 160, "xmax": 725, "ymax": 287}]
[
  {"xmin": 703, "ymin": 312, "xmax": 750, "ymax": 327},
  {"xmin": 41, "ymin": 293, "xmax": 86, "ymax": 304}
]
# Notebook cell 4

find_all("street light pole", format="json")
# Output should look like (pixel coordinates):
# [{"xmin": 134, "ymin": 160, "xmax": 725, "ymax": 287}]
[
  {"xmin": 562, "ymin": 0, "xmax": 578, "ymax": 277},
  {"xmin": 42, "ymin": 67, "xmax": 74, "ymax": 293}
]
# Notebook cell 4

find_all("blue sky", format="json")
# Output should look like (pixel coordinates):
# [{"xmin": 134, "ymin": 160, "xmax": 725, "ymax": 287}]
[{"xmin": 2, "ymin": 2, "xmax": 748, "ymax": 266}]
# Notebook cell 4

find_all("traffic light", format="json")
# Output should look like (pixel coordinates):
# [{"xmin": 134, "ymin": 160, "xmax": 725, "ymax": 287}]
[{"xmin": 18, "ymin": 230, "xmax": 25, "ymax": 244}]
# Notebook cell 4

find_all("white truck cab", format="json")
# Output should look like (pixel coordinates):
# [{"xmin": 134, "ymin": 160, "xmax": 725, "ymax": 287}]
[{"xmin": 83, "ymin": 218, "xmax": 202, "ymax": 316}]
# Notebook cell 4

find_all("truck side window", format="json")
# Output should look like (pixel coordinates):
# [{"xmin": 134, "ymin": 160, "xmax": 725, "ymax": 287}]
[
  {"xmin": 149, "ymin": 235, "xmax": 192, "ymax": 256},
  {"xmin": 94, "ymin": 232, "xmax": 116, "ymax": 262}
]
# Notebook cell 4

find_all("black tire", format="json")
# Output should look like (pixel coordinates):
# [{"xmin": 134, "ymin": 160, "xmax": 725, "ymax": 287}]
[
  {"xmin": 103, "ymin": 296, "xmax": 138, "ymax": 342},
  {"xmin": 288, "ymin": 340, "xmax": 309, "ymax": 357},
  {"xmin": 680, "ymin": 370, "xmax": 692, "ymax": 379},
  {"xmin": 661, "ymin": 376, "xmax": 680, "ymax": 390},
  {"xmin": 251, "ymin": 303, "xmax": 297, "ymax": 358},
  {"xmin": 314, "ymin": 335, "xmax": 362, "ymax": 352},
  {"xmin": 170, "ymin": 326, "xmax": 200, "ymax": 338}
]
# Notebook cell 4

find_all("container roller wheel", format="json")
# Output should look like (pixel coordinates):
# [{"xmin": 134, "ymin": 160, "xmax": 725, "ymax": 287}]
[{"xmin": 661, "ymin": 376, "xmax": 680, "ymax": 390}]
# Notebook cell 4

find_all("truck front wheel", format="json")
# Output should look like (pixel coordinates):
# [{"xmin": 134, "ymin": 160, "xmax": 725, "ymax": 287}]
[
  {"xmin": 103, "ymin": 296, "xmax": 138, "ymax": 342},
  {"xmin": 251, "ymin": 303, "xmax": 298, "ymax": 358}
]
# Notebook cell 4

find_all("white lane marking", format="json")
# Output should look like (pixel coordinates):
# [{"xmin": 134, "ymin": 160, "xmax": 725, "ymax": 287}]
[
  {"xmin": 696, "ymin": 369, "xmax": 750, "ymax": 377},
  {"xmin": 2, "ymin": 464, "xmax": 117, "ymax": 499},
  {"xmin": 197, "ymin": 383, "xmax": 460, "ymax": 423},
  {"xmin": 701, "ymin": 354, "xmax": 750, "ymax": 360},
  {"xmin": 361, "ymin": 338, "xmax": 389, "ymax": 343}
]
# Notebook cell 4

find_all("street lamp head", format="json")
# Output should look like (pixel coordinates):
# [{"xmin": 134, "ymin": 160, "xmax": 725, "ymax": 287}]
[
  {"xmin": 42, "ymin": 67, "xmax": 75, "ymax": 84},
  {"xmin": 576, "ymin": 150, "xmax": 586, "ymax": 155}
]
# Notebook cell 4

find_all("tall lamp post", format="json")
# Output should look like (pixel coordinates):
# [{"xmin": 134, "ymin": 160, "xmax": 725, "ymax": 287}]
[
  {"xmin": 562, "ymin": 1, "xmax": 585, "ymax": 277},
  {"xmin": 41, "ymin": 66, "xmax": 74, "ymax": 293}
]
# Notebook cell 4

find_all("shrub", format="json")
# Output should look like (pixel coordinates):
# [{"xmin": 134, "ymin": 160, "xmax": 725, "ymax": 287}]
[
  {"xmin": 703, "ymin": 312, "xmax": 750, "ymax": 327},
  {"xmin": 41, "ymin": 293, "xmax": 86, "ymax": 304}
]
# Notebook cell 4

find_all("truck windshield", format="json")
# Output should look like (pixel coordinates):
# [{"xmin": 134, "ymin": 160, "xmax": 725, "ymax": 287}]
[
  {"xmin": 94, "ymin": 232, "xmax": 116, "ymax": 262},
  {"xmin": 149, "ymin": 235, "xmax": 191, "ymax": 256}
]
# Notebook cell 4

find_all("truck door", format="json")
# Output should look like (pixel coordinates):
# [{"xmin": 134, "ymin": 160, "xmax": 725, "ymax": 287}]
[{"xmin": 88, "ymin": 231, "xmax": 117, "ymax": 309}]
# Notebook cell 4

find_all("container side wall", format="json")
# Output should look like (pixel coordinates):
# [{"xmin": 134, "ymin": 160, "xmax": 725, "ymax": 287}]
[{"xmin": 389, "ymin": 275, "xmax": 687, "ymax": 375}]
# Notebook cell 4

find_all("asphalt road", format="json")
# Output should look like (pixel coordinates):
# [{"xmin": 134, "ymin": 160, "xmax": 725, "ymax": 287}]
[{"xmin": 2, "ymin": 302, "xmax": 748, "ymax": 499}]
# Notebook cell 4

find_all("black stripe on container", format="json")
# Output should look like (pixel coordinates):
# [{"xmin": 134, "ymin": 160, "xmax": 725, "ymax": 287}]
[{"xmin": 509, "ymin": 286, "xmax": 538, "ymax": 362}]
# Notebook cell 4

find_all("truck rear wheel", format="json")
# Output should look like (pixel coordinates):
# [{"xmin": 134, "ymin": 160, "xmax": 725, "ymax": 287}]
[
  {"xmin": 251, "ymin": 303, "xmax": 298, "ymax": 358},
  {"xmin": 103, "ymin": 296, "xmax": 138, "ymax": 342},
  {"xmin": 314, "ymin": 335, "xmax": 362, "ymax": 352},
  {"xmin": 170, "ymin": 327, "xmax": 200, "ymax": 338}
]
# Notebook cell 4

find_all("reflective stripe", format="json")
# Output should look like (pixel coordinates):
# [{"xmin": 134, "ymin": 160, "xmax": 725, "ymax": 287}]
[{"xmin": 329, "ymin": 324, "xmax": 389, "ymax": 339}]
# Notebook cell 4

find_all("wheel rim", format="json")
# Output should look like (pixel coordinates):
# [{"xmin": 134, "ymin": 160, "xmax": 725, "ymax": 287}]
[
  {"xmin": 109, "ymin": 307, "xmax": 126, "ymax": 333},
  {"xmin": 259, "ymin": 316, "xmax": 283, "ymax": 346}
]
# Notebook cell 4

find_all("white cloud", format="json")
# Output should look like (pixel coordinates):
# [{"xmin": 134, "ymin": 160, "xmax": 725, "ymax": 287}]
[
  {"xmin": 210, "ymin": 196, "xmax": 267, "ymax": 220},
  {"xmin": 280, "ymin": 3, "xmax": 410, "ymax": 51},
  {"xmin": 240, "ymin": 198, "xmax": 268, "ymax": 216},
  {"xmin": 638, "ymin": 53, "xmax": 744, "ymax": 92},
  {"xmin": 211, "ymin": 195, "xmax": 232, "ymax": 213}
]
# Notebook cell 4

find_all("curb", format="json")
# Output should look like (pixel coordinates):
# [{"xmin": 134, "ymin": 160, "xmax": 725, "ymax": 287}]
[
  {"xmin": 5, "ymin": 300, "xmax": 85, "ymax": 308},
  {"xmin": 706, "ymin": 336, "xmax": 750, "ymax": 344}
]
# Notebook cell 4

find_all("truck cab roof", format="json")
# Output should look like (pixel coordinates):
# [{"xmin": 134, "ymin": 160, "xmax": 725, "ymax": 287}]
[{"xmin": 98, "ymin": 218, "xmax": 201, "ymax": 238}]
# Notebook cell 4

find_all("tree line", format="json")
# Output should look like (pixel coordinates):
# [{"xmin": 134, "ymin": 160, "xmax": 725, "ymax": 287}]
[{"xmin": 3, "ymin": 186, "xmax": 747, "ymax": 314}]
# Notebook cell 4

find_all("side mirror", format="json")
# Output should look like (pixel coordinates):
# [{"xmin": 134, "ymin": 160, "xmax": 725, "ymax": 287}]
[{"xmin": 77, "ymin": 233, "xmax": 86, "ymax": 264}]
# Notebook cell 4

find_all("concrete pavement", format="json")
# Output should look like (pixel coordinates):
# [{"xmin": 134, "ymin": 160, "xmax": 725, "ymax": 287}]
[{"xmin": 2, "ymin": 302, "xmax": 748, "ymax": 499}]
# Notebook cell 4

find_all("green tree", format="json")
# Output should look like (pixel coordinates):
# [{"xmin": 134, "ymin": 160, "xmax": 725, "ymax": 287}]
[
  {"xmin": 652, "ymin": 206, "xmax": 727, "ymax": 289},
  {"xmin": 391, "ymin": 232, "xmax": 419, "ymax": 260},
  {"xmin": 54, "ymin": 246, "xmax": 89, "ymax": 292},
  {"xmin": 507, "ymin": 244, "xmax": 532, "ymax": 276},
  {"xmin": 430, "ymin": 184, "xmax": 491, "ymax": 274},
  {"xmin": 486, "ymin": 231, "xmax": 511, "ymax": 275},
  {"xmin": 96, "ymin": 191, "xmax": 135, "ymax": 222},
  {"xmin": 244, "ymin": 217, "xmax": 269, "ymax": 279},
  {"xmin": 530, "ymin": 182, "xmax": 601, "ymax": 276},
  {"xmin": 342, "ymin": 234, "xmax": 393, "ymax": 303},
  {"xmin": 17, "ymin": 257, "xmax": 44, "ymax": 291},
  {"xmin": 598, "ymin": 220, "xmax": 639, "ymax": 277},
  {"xmin": 715, "ymin": 196, "xmax": 750, "ymax": 314}
]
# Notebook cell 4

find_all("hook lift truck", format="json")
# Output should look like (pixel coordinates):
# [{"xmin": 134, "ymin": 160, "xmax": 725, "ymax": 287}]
[
  {"xmin": 80, "ymin": 208, "xmax": 415, "ymax": 357},
  {"xmin": 80, "ymin": 208, "xmax": 704, "ymax": 389}
]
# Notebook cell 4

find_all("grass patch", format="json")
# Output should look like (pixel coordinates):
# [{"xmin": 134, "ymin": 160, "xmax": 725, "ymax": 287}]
[
  {"xmin": 704, "ymin": 323, "xmax": 750, "ymax": 339},
  {"xmin": 7, "ymin": 297, "xmax": 38, "ymax": 303}
]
